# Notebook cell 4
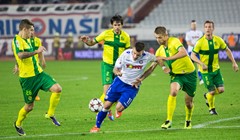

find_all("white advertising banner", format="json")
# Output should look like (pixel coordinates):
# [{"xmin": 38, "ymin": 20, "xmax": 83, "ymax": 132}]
[{"xmin": 0, "ymin": 3, "xmax": 103, "ymax": 37}]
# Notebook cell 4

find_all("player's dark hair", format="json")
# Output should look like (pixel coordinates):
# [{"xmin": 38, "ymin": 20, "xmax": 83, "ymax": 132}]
[
  {"xmin": 110, "ymin": 15, "xmax": 123, "ymax": 25},
  {"xmin": 135, "ymin": 42, "xmax": 145, "ymax": 52},
  {"xmin": 204, "ymin": 20, "xmax": 214, "ymax": 28},
  {"xmin": 19, "ymin": 19, "xmax": 34, "ymax": 31},
  {"xmin": 154, "ymin": 26, "xmax": 167, "ymax": 35},
  {"xmin": 191, "ymin": 19, "xmax": 196, "ymax": 22}
]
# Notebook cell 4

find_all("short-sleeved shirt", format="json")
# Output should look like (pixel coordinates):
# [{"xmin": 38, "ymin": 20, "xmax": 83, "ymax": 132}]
[
  {"xmin": 193, "ymin": 35, "xmax": 227, "ymax": 73},
  {"xmin": 185, "ymin": 30, "xmax": 203, "ymax": 53},
  {"xmin": 115, "ymin": 49, "xmax": 156, "ymax": 85},
  {"xmin": 29, "ymin": 37, "xmax": 42, "ymax": 63},
  {"xmin": 155, "ymin": 37, "xmax": 195, "ymax": 74},
  {"xmin": 12, "ymin": 35, "xmax": 43, "ymax": 78},
  {"xmin": 94, "ymin": 29, "xmax": 130, "ymax": 65}
]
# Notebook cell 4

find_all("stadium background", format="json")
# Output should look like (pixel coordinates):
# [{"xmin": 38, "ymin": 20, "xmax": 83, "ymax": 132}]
[{"xmin": 0, "ymin": 0, "xmax": 239, "ymax": 61}]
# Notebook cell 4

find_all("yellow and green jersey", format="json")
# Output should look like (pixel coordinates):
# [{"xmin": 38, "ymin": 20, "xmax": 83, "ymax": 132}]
[
  {"xmin": 12, "ymin": 35, "xmax": 43, "ymax": 78},
  {"xmin": 155, "ymin": 37, "xmax": 195, "ymax": 74},
  {"xmin": 28, "ymin": 37, "xmax": 42, "ymax": 63},
  {"xmin": 94, "ymin": 29, "xmax": 130, "ymax": 65},
  {"xmin": 193, "ymin": 35, "xmax": 227, "ymax": 73}
]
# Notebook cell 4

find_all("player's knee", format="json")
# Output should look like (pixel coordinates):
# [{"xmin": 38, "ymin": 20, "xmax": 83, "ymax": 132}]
[
  {"xmin": 170, "ymin": 90, "xmax": 178, "ymax": 96},
  {"xmin": 25, "ymin": 104, "xmax": 34, "ymax": 112},
  {"xmin": 116, "ymin": 103, "xmax": 125, "ymax": 112},
  {"xmin": 218, "ymin": 89, "xmax": 224, "ymax": 94},
  {"xmin": 51, "ymin": 84, "xmax": 62, "ymax": 93},
  {"xmin": 185, "ymin": 102, "xmax": 193, "ymax": 109}
]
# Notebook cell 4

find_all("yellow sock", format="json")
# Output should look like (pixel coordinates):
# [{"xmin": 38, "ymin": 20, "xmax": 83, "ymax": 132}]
[
  {"xmin": 206, "ymin": 93, "xmax": 215, "ymax": 110},
  {"xmin": 16, "ymin": 107, "xmax": 28, "ymax": 127},
  {"xmin": 167, "ymin": 95, "xmax": 176, "ymax": 121},
  {"xmin": 185, "ymin": 105, "xmax": 194, "ymax": 121},
  {"xmin": 99, "ymin": 93, "xmax": 105, "ymax": 103},
  {"xmin": 47, "ymin": 93, "xmax": 61, "ymax": 117}
]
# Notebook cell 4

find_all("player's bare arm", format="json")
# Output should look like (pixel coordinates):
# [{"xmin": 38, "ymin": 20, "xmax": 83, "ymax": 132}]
[
  {"xmin": 18, "ymin": 46, "xmax": 46, "ymax": 59},
  {"xmin": 13, "ymin": 63, "xmax": 19, "ymax": 74},
  {"xmin": 225, "ymin": 47, "xmax": 239, "ymax": 72},
  {"xmin": 80, "ymin": 35, "xmax": 97, "ymax": 46},
  {"xmin": 191, "ymin": 51, "xmax": 208, "ymax": 70}
]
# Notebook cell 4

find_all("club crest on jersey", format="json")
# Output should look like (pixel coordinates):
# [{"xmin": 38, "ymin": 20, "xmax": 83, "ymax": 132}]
[
  {"xmin": 139, "ymin": 60, "xmax": 143, "ymax": 64},
  {"xmin": 126, "ymin": 64, "xmax": 143, "ymax": 69}
]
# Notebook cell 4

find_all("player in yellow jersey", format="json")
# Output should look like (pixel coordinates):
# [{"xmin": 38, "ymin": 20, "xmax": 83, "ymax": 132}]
[
  {"xmin": 12, "ymin": 19, "xmax": 62, "ymax": 136},
  {"xmin": 155, "ymin": 26, "xmax": 197, "ymax": 129},
  {"xmin": 136, "ymin": 26, "xmax": 197, "ymax": 129},
  {"xmin": 191, "ymin": 20, "xmax": 239, "ymax": 115},
  {"xmin": 13, "ymin": 34, "xmax": 46, "ymax": 101},
  {"xmin": 81, "ymin": 15, "xmax": 131, "ymax": 120}
]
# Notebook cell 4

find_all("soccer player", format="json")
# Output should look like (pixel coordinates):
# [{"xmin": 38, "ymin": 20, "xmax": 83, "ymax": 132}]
[
  {"xmin": 12, "ymin": 19, "xmax": 62, "ymax": 136},
  {"xmin": 81, "ymin": 15, "xmax": 131, "ymax": 120},
  {"xmin": 191, "ymin": 20, "xmax": 239, "ymax": 115},
  {"xmin": 139, "ymin": 26, "xmax": 197, "ymax": 129},
  {"xmin": 185, "ymin": 20, "xmax": 204, "ymax": 85},
  {"xmin": 13, "ymin": 32, "xmax": 46, "ymax": 101},
  {"xmin": 90, "ymin": 42, "xmax": 157, "ymax": 133}
]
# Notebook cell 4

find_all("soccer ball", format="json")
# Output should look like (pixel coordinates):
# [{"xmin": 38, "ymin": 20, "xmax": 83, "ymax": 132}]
[{"xmin": 89, "ymin": 98, "xmax": 103, "ymax": 112}]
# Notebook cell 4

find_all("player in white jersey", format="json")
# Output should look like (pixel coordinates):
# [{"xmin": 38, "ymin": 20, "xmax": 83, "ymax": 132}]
[
  {"xmin": 90, "ymin": 42, "xmax": 157, "ymax": 133},
  {"xmin": 185, "ymin": 20, "xmax": 204, "ymax": 85}
]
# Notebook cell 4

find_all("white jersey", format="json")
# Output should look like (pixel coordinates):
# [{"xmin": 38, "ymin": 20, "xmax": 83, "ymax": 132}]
[
  {"xmin": 185, "ymin": 30, "xmax": 203, "ymax": 53},
  {"xmin": 115, "ymin": 49, "xmax": 156, "ymax": 85}
]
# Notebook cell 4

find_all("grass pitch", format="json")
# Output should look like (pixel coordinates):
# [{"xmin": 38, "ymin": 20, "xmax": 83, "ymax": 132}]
[{"xmin": 0, "ymin": 60, "xmax": 239, "ymax": 140}]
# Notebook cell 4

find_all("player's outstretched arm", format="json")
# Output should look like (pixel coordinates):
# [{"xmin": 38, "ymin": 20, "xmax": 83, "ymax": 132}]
[{"xmin": 225, "ymin": 47, "xmax": 239, "ymax": 72}]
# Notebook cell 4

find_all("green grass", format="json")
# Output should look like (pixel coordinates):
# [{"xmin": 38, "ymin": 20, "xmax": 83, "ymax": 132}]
[{"xmin": 0, "ymin": 60, "xmax": 240, "ymax": 140}]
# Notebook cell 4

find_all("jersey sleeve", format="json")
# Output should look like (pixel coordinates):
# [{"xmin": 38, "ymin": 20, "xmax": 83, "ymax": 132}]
[
  {"xmin": 174, "ymin": 38, "xmax": 183, "ymax": 50},
  {"xmin": 193, "ymin": 40, "xmax": 201, "ymax": 53},
  {"xmin": 219, "ymin": 37, "xmax": 227, "ymax": 50},
  {"xmin": 12, "ymin": 38, "xmax": 23, "ymax": 54},
  {"xmin": 94, "ymin": 31, "xmax": 105, "ymax": 43},
  {"xmin": 115, "ymin": 56, "xmax": 123, "ymax": 68}
]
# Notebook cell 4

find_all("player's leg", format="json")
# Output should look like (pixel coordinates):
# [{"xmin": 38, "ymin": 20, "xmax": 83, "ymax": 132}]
[
  {"xmin": 182, "ymin": 71, "xmax": 196, "ymax": 129},
  {"xmin": 45, "ymin": 83, "xmax": 62, "ymax": 126},
  {"xmin": 161, "ymin": 81, "xmax": 181, "ymax": 129},
  {"xmin": 40, "ymin": 72, "xmax": 62, "ymax": 126},
  {"xmin": 91, "ymin": 101, "xmax": 114, "ymax": 132},
  {"xmin": 90, "ymin": 79, "xmax": 121, "ymax": 133},
  {"xmin": 116, "ymin": 84, "xmax": 138, "ymax": 118},
  {"xmin": 184, "ymin": 95, "xmax": 194, "ymax": 129},
  {"xmin": 15, "ymin": 103, "xmax": 34, "ymax": 136},
  {"xmin": 202, "ymin": 71, "xmax": 223, "ymax": 115},
  {"xmin": 100, "ymin": 62, "xmax": 115, "ymax": 121},
  {"xmin": 14, "ymin": 77, "xmax": 38, "ymax": 136}
]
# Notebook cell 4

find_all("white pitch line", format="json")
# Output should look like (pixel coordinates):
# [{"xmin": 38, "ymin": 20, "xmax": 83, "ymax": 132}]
[
  {"xmin": 1, "ymin": 117, "xmax": 240, "ymax": 139},
  {"xmin": 193, "ymin": 116, "xmax": 240, "ymax": 128}
]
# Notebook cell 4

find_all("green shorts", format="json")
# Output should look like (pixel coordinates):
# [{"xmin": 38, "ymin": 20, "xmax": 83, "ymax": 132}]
[
  {"xmin": 201, "ymin": 69, "xmax": 224, "ymax": 92},
  {"xmin": 170, "ymin": 70, "xmax": 197, "ymax": 97},
  {"xmin": 19, "ymin": 72, "xmax": 57, "ymax": 104},
  {"xmin": 101, "ymin": 62, "xmax": 115, "ymax": 85}
]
